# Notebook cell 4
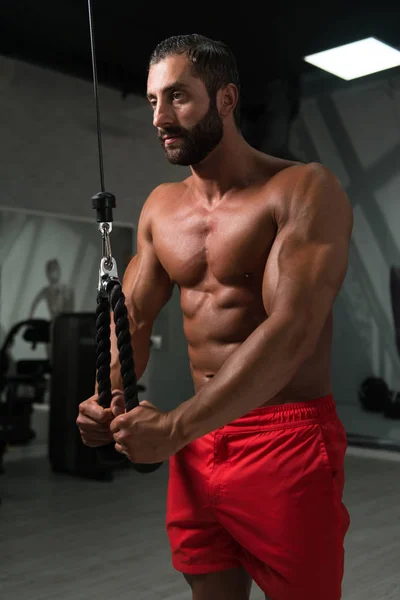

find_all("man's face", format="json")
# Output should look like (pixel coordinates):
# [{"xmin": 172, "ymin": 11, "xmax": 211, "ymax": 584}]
[
  {"xmin": 47, "ymin": 264, "xmax": 60, "ymax": 284},
  {"xmin": 147, "ymin": 55, "xmax": 223, "ymax": 166}
]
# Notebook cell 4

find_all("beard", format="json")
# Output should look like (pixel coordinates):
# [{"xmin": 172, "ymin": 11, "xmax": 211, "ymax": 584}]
[{"xmin": 158, "ymin": 101, "xmax": 223, "ymax": 166}]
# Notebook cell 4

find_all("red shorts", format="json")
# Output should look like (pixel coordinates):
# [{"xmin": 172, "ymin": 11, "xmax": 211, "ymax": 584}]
[{"xmin": 166, "ymin": 395, "xmax": 350, "ymax": 600}]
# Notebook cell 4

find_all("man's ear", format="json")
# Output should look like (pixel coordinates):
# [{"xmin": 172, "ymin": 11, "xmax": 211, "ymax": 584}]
[{"xmin": 218, "ymin": 83, "xmax": 239, "ymax": 118}]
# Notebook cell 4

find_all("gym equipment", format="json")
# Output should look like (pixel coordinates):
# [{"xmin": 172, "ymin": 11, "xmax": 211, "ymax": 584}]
[
  {"xmin": 0, "ymin": 318, "xmax": 50, "ymax": 397},
  {"xmin": 383, "ymin": 391, "xmax": 400, "ymax": 419},
  {"xmin": 48, "ymin": 313, "xmax": 113, "ymax": 481},
  {"xmin": 87, "ymin": 0, "xmax": 162, "ymax": 473},
  {"xmin": 357, "ymin": 376, "xmax": 391, "ymax": 413},
  {"xmin": 358, "ymin": 375, "xmax": 400, "ymax": 419},
  {"xmin": 383, "ymin": 265, "xmax": 400, "ymax": 419},
  {"xmin": 390, "ymin": 266, "xmax": 400, "ymax": 356},
  {"xmin": 0, "ymin": 319, "xmax": 51, "ymax": 472}
]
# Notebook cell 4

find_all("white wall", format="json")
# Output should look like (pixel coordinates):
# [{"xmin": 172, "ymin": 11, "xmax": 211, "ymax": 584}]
[
  {"xmin": 0, "ymin": 55, "xmax": 193, "ymax": 409},
  {"xmin": 0, "ymin": 54, "xmax": 185, "ymax": 223}
]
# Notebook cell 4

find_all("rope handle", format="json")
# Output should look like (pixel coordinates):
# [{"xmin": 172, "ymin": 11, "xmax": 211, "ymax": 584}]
[
  {"xmin": 96, "ymin": 283, "xmax": 138, "ymax": 413},
  {"xmin": 95, "ymin": 282, "xmax": 163, "ymax": 473}
]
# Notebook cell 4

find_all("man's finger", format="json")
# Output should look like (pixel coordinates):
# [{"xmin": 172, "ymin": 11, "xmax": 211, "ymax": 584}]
[
  {"xmin": 115, "ymin": 443, "xmax": 127, "ymax": 456},
  {"xmin": 111, "ymin": 391, "xmax": 126, "ymax": 417},
  {"xmin": 80, "ymin": 401, "xmax": 113, "ymax": 424},
  {"xmin": 76, "ymin": 417, "xmax": 112, "ymax": 432},
  {"xmin": 82, "ymin": 436, "xmax": 114, "ymax": 448}
]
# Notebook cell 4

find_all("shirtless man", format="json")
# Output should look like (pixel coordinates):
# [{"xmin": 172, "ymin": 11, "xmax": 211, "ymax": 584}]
[{"xmin": 77, "ymin": 34, "xmax": 353, "ymax": 600}]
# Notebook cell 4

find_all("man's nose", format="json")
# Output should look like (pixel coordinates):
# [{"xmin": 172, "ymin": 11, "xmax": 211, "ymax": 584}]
[{"xmin": 153, "ymin": 100, "xmax": 174, "ymax": 129}]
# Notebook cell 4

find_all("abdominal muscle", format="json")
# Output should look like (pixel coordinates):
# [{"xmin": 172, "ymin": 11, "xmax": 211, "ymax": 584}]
[{"xmin": 181, "ymin": 288, "xmax": 333, "ymax": 407}]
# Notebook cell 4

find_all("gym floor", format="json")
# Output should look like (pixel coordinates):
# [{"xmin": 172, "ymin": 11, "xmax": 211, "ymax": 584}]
[{"xmin": 1, "ymin": 446, "xmax": 400, "ymax": 599}]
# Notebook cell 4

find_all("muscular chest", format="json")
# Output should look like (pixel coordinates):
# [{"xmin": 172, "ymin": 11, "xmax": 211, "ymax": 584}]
[{"xmin": 152, "ymin": 200, "xmax": 276, "ymax": 287}]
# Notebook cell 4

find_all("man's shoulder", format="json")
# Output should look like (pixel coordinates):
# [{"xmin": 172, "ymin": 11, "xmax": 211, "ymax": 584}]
[
  {"xmin": 265, "ymin": 159, "xmax": 343, "ymax": 199},
  {"xmin": 139, "ymin": 180, "xmax": 189, "ymax": 223},
  {"xmin": 266, "ymin": 157, "xmax": 332, "ymax": 184},
  {"xmin": 146, "ymin": 180, "xmax": 189, "ymax": 203},
  {"xmin": 267, "ymin": 159, "xmax": 351, "ymax": 228},
  {"xmin": 261, "ymin": 157, "xmax": 349, "ymax": 219}
]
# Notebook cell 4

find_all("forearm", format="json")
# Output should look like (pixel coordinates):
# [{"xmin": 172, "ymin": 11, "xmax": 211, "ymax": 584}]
[
  {"xmin": 109, "ymin": 331, "xmax": 150, "ymax": 390},
  {"xmin": 172, "ymin": 315, "xmax": 312, "ymax": 444},
  {"xmin": 95, "ymin": 320, "xmax": 151, "ymax": 394}
]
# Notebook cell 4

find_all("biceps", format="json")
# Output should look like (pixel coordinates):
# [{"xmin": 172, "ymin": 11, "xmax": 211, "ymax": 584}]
[
  {"xmin": 263, "ymin": 232, "xmax": 349, "ymax": 329},
  {"xmin": 122, "ymin": 251, "xmax": 173, "ymax": 329}
]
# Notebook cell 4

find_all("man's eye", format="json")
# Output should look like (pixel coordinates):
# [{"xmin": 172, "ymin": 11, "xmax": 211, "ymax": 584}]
[{"xmin": 172, "ymin": 92, "xmax": 184, "ymax": 101}]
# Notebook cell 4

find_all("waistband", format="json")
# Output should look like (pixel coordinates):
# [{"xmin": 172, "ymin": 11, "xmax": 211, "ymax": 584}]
[{"xmin": 219, "ymin": 394, "xmax": 336, "ymax": 432}]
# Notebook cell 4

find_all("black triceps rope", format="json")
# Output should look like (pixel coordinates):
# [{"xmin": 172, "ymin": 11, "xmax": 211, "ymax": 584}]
[
  {"xmin": 95, "ymin": 283, "xmax": 137, "ymax": 414},
  {"xmin": 95, "ymin": 280, "xmax": 162, "ymax": 474}
]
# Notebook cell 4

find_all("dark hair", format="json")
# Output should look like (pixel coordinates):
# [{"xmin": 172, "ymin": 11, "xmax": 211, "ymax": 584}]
[
  {"xmin": 46, "ymin": 259, "xmax": 60, "ymax": 274},
  {"xmin": 149, "ymin": 34, "xmax": 241, "ymax": 126}
]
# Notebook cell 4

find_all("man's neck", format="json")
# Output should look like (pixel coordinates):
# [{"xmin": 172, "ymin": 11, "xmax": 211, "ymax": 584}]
[{"xmin": 189, "ymin": 129, "xmax": 258, "ymax": 205}]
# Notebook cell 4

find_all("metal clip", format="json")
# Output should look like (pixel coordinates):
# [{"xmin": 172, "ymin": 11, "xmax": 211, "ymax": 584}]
[
  {"xmin": 99, "ymin": 222, "xmax": 113, "ymax": 269},
  {"xmin": 98, "ymin": 256, "xmax": 119, "ymax": 297},
  {"xmin": 97, "ymin": 222, "xmax": 119, "ymax": 297}
]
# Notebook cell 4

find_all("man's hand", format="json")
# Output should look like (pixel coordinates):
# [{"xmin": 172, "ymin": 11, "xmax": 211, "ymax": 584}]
[
  {"xmin": 110, "ymin": 391, "xmax": 181, "ymax": 464},
  {"xmin": 76, "ymin": 392, "xmax": 126, "ymax": 448}
]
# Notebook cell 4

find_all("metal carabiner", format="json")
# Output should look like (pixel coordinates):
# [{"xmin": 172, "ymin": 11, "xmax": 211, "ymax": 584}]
[
  {"xmin": 99, "ymin": 222, "xmax": 113, "ymax": 268},
  {"xmin": 97, "ymin": 222, "xmax": 119, "ymax": 298}
]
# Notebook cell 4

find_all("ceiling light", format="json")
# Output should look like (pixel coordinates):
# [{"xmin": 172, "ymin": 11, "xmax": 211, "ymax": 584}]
[{"xmin": 304, "ymin": 37, "xmax": 400, "ymax": 80}]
